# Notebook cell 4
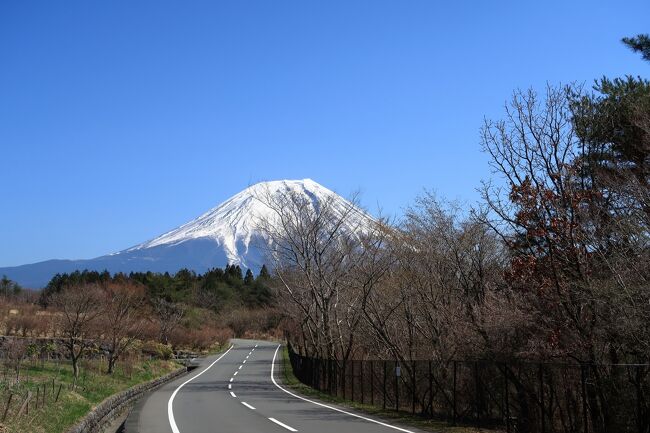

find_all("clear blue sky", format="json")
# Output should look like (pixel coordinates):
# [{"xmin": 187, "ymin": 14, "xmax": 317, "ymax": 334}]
[{"xmin": 0, "ymin": 1, "xmax": 648, "ymax": 266}]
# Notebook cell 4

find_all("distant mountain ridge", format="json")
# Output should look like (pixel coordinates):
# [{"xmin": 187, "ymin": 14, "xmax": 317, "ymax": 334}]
[{"xmin": 0, "ymin": 179, "xmax": 373, "ymax": 288}]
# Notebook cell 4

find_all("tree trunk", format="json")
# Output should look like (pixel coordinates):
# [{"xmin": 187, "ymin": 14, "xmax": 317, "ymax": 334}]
[
  {"xmin": 107, "ymin": 352, "xmax": 116, "ymax": 374},
  {"xmin": 72, "ymin": 356, "xmax": 80, "ymax": 379}
]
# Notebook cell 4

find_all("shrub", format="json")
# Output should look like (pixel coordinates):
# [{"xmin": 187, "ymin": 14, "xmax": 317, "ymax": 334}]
[{"xmin": 141, "ymin": 341, "xmax": 173, "ymax": 360}]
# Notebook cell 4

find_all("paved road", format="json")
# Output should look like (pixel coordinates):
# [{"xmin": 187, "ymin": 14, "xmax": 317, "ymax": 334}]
[{"xmin": 127, "ymin": 339, "xmax": 420, "ymax": 433}]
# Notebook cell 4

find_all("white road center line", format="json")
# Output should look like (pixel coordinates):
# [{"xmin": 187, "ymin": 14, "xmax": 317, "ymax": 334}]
[
  {"xmin": 230, "ymin": 391, "xmax": 236, "ymax": 398},
  {"xmin": 243, "ymin": 360, "xmax": 246, "ymax": 363},
  {"xmin": 239, "ymin": 365, "xmax": 243, "ymax": 369},
  {"xmin": 241, "ymin": 401, "xmax": 256, "ymax": 410},
  {"xmin": 270, "ymin": 345, "xmax": 414, "ymax": 433},
  {"xmin": 268, "ymin": 417, "xmax": 297, "ymax": 432},
  {"xmin": 168, "ymin": 344, "xmax": 234, "ymax": 433},
  {"xmin": 234, "ymin": 371, "xmax": 238, "ymax": 376},
  {"xmin": 229, "ymin": 378, "xmax": 234, "ymax": 382}
]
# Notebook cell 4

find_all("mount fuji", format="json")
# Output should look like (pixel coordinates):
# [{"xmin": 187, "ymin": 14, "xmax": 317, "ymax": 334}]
[{"xmin": 0, "ymin": 179, "xmax": 374, "ymax": 288}]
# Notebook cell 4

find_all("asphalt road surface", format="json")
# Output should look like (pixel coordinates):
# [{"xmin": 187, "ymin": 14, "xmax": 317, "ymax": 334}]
[{"xmin": 127, "ymin": 339, "xmax": 421, "ymax": 433}]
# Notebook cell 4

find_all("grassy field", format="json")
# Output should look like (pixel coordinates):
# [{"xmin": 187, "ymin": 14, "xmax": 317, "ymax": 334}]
[
  {"xmin": 279, "ymin": 347, "xmax": 502, "ymax": 433},
  {"xmin": 0, "ymin": 357, "xmax": 181, "ymax": 433}
]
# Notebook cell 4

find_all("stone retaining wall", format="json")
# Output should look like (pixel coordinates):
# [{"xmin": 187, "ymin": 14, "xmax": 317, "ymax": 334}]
[{"xmin": 65, "ymin": 367, "xmax": 187, "ymax": 433}]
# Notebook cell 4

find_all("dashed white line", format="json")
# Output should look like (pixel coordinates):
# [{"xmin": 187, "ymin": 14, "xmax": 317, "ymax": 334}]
[
  {"xmin": 230, "ymin": 391, "xmax": 236, "ymax": 398},
  {"xmin": 168, "ymin": 345, "xmax": 233, "ymax": 433},
  {"xmin": 239, "ymin": 365, "xmax": 243, "ymax": 370},
  {"xmin": 234, "ymin": 371, "xmax": 238, "ymax": 376},
  {"xmin": 228, "ymin": 384, "xmax": 232, "ymax": 389},
  {"xmin": 269, "ymin": 417, "xmax": 297, "ymax": 432},
  {"xmin": 241, "ymin": 401, "xmax": 256, "ymax": 410},
  {"xmin": 243, "ymin": 360, "xmax": 247, "ymax": 364},
  {"xmin": 229, "ymin": 378, "xmax": 234, "ymax": 382}
]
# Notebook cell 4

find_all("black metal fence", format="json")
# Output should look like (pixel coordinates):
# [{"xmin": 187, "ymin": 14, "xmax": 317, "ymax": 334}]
[{"xmin": 287, "ymin": 344, "xmax": 650, "ymax": 433}]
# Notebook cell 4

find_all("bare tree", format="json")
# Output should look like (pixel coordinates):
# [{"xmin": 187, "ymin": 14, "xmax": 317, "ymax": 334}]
[
  {"xmin": 255, "ymin": 184, "xmax": 376, "ymax": 364},
  {"xmin": 99, "ymin": 281, "xmax": 147, "ymax": 374},
  {"xmin": 50, "ymin": 284, "xmax": 103, "ymax": 379},
  {"xmin": 479, "ymin": 84, "xmax": 650, "ymax": 364},
  {"xmin": 2, "ymin": 339, "xmax": 27, "ymax": 382},
  {"xmin": 152, "ymin": 298, "xmax": 185, "ymax": 345}
]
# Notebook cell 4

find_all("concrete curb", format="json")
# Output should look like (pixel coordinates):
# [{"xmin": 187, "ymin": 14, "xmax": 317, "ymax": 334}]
[{"xmin": 65, "ymin": 367, "xmax": 187, "ymax": 433}]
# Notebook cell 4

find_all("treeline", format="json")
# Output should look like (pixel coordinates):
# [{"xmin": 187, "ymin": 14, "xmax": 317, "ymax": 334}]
[
  {"xmin": 0, "ymin": 265, "xmax": 279, "ymax": 380},
  {"xmin": 41, "ymin": 264, "xmax": 274, "ymax": 311},
  {"xmin": 255, "ymin": 35, "xmax": 650, "ymax": 432}
]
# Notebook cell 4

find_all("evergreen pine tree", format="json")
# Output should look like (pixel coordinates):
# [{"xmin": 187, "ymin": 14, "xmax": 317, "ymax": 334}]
[
  {"xmin": 623, "ymin": 34, "xmax": 650, "ymax": 62},
  {"xmin": 258, "ymin": 264, "xmax": 271, "ymax": 280},
  {"xmin": 244, "ymin": 269, "xmax": 254, "ymax": 285}
]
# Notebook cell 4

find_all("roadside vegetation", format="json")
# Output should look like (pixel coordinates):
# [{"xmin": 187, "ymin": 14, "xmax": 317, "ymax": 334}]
[
  {"xmin": 279, "ymin": 347, "xmax": 495, "ymax": 433},
  {"xmin": 0, "ymin": 356, "xmax": 179, "ymax": 433},
  {"xmin": 0, "ymin": 264, "xmax": 278, "ymax": 432},
  {"xmin": 262, "ymin": 35, "xmax": 650, "ymax": 433}
]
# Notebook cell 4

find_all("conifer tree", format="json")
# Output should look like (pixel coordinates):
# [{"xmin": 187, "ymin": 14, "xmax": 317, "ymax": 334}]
[
  {"xmin": 244, "ymin": 269, "xmax": 254, "ymax": 285},
  {"xmin": 258, "ymin": 264, "xmax": 271, "ymax": 280}
]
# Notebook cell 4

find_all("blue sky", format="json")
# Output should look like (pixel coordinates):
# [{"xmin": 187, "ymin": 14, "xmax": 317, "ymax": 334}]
[{"xmin": 1, "ymin": 1, "xmax": 648, "ymax": 267}]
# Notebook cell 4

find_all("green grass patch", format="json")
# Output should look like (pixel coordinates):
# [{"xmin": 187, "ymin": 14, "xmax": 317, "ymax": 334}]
[
  {"xmin": 279, "ymin": 347, "xmax": 502, "ymax": 433},
  {"xmin": 0, "ymin": 357, "xmax": 181, "ymax": 433}
]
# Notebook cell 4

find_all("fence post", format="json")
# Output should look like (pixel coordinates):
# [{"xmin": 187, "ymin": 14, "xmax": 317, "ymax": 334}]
[
  {"xmin": 2, "ymin": 393, "xmax": 13, "ymax": 422},
  {"xmin": 504, "ymin": 363, "xmax": 510, "ymax": 433},
  {"xmin": 581, "ymin": 365, "xmax": 588, "ymax": 433},
  {"xmin": 55, "ymin": 384, "xmax": 62, "ymax": 402},
  {"xmin": 360, "ymin": 361, "xmax": 364, "ymax": 404},
  {"xmin": 342, "ymin": 361, "xmax": 346, "ymax": 400},
  {"xmin": 370, "ymin": 360, "xmax": 374, "ymax": 406},
  {"xmin": 475, "ymin": 361, "xmax": 480, "ymax": 422},
  {"xmin": 395, "ymin": 362, "xmax": 399, "ymax": 412},
  {"xmin": 539, "ymin": 363, "xmax": 545, "ymax": 433},
  {"xmin": 327, "ymin": 359, "xmax": 331, "ymax": 395},
  {"xmin": 16, "ymin": 392, "xmax": 31, "ymax": 418},
  {"xmin": 453, "ymin": 360, "xmax": 457, "ymax": 426},
  {"xmin": 351, "ymin": 361, "xmax": 355, "ymax": 402},
  {"xmin": 412, "ymin": 360, "xmax": 416, "ymax": 414},
  {"xmin": 383, "ymin": 361, "xmax": 387, "ymax": 410},
  {"xmin": 429, "ymin": 360, "xmax": 433, "ymax": 416},
  {"xmin": 636, "ymin": 366, "xmax": 642, "ymax": 433}
]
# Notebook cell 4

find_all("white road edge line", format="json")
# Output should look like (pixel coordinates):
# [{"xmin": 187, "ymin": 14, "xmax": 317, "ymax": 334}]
[
  {"xmin": 241, "ymin": 401, "xmax": 256, "ymax": 410},
  {"xmin": 269, "ymin": 417, "xmax": 297, "ymax": 432},
  {"xmin": 168, "ymin": 344, "xmax": 234, "ymax": 433},
  {"xmin": 271, "ymin": 345, "xmax": 414, "ymax": 433},
  {"xmin": 230, "ymin": 391, "xmax": 237, "ymax": 397}
]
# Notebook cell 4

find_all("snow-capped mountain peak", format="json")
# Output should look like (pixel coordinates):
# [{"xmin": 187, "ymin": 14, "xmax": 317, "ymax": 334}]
[
  {"xmin": 125, "ymin": 179, "xmax": 368, "ymax": 268},
  {"xmin": 0, "ymin": 179, "xmax": 374, "ymax": 288}
]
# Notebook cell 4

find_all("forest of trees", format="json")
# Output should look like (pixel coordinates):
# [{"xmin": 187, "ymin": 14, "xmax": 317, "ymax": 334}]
[
  {"xmin": 40, "ymin": 264, "xmax": 274, "ymax": 311},
  {"xmin": 255, "ymin": 35, "xmax": 650, "ymax": 432},
  {"xmin": 0, "ymin": 265, "xmax": 277, "ymax": 379}
]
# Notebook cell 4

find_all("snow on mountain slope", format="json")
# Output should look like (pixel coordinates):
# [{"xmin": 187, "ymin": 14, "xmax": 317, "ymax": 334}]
[
  {"xmin": 122, "ymin": 178, "xmax": 372, "ymax": 269},
  {"xmin": 0, "ymin": 179, "xmax": 374, "ymax": 288}
]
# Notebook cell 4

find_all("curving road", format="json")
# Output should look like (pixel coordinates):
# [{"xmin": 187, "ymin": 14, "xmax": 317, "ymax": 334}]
[{"xmin": 126, "ymin": 339, "xmax": 421, "ymax": 433}]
